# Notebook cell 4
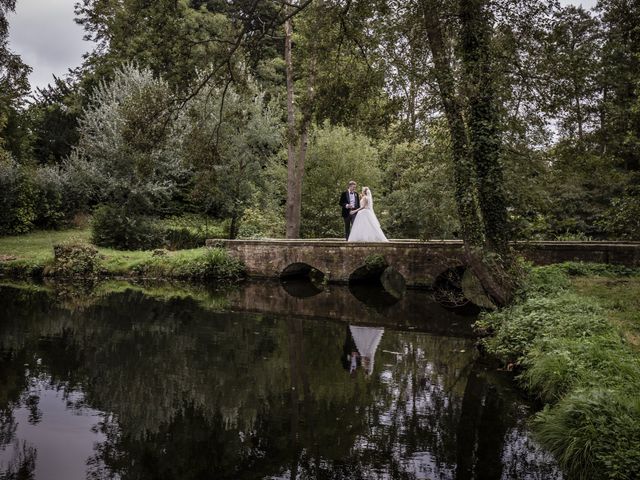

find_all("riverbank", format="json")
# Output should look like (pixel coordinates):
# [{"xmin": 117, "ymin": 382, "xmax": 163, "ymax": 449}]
[
  {"xmin": 476, "ymin": 262, "xmax": 640, "ymax": 480},
  {"xmin": 0, "ymin": 229, "xmax": 244, "ymax": 281}
]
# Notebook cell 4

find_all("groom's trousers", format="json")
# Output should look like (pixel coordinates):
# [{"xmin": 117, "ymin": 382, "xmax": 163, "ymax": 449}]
[{"xmin": 343, "ymin": 213, "xmax": 355, "ymax": 240}]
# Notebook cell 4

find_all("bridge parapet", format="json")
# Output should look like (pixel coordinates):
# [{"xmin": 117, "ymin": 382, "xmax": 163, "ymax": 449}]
[{"xmin": 206, "ymin": 239, "xmax": 640, "ymax": 287}]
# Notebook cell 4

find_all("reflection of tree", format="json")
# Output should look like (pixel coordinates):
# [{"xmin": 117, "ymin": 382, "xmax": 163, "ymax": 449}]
[
  {"xmin": 0, "ymin": 440, "xmax": 37, "ymax": 480},
  {"xmin": 0, "ymin": 284, "xmax": 561, "ymax": 479}
]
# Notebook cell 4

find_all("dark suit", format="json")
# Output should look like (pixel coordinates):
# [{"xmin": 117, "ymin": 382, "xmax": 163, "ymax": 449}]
[{"xmin": 339, "ymin": 190, "xmax": 360, "ymax": 240}]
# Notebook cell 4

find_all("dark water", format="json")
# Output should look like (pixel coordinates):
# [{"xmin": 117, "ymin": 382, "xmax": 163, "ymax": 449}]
[{"xmin": 0, "ymin": 280, "xmax": 562, "ymax": 480}]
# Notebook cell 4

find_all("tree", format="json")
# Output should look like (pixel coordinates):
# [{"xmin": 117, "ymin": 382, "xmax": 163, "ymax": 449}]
[
  {"xmin": 72, "ymin": 65, "xmax": 185, "ymax": 247},
  {"xmin": 298, "ymin": 124, "xmax": 382, "ymax": 238},
  {"xmin": 598, "ymin": 0, "xmax": 640, "ymax": 170},
  {"xmin": 417, "ymin": 0, "xmax": 517, "ymax": 305},
  {"xmin": 0, "ymin": 0, "xmax": 31, "ymax": 161},
  {"xmin": 28, "ymin": 76, "xmax": 82, "ymax": 165},
  {"xmin": 181, "ymin": 78, "xmax": 281, "ymax": 239},
  {"xmin": 544, "ymin": 6, "xmax": 601, "ymax": 144}
]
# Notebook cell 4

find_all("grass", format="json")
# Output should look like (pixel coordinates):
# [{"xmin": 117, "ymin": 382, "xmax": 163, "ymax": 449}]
[
  {"xmin": 0, "ymin": 228, "xmax": 244, "ymax": 280},
  {"xmin": 476, "ymin": 262, "xmax": 640, "ymax": 480},
  {"xmin": 572, "ymin": 276, "xmax": 640, "ymax": 350}
]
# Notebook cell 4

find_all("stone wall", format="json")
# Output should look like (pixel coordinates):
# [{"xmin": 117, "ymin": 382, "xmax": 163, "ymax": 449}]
[{"xmin": 206, "ymin": 239, "xmax": 640, "ymax": 287}]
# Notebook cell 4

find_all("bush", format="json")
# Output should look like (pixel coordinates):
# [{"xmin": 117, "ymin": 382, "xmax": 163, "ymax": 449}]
[
  {"xmin": 33, "ymin": 165, "xmax": 67, "ymax": 229},
  {"xmin": 91, "ymin": 204, "xmax": 164, "ymax": 250},
  {"xmin": 133, "ymin": 247, "xmax": 244, "ymax": 280},
  {"xmin": 0, "ymin": 158, "xmax": 37, "ymax": 235},
  {"xmin": 160, "ymin": 215, "xmax": 227, "ymax": 249},
  {"xmin": 49, "ymin": 242, "xmax": 102, "ymax": 277}
]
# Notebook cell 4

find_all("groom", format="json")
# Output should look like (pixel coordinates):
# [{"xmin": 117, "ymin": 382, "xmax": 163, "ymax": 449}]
[{"xmin": 338, "ymin": 180, "xmax": 360, "ymax": 240}]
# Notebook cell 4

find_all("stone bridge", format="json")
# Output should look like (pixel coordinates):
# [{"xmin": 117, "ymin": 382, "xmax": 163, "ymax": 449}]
[{"xmin": 206, "ymin": 239, "xmax": 640, "ymax": 288}]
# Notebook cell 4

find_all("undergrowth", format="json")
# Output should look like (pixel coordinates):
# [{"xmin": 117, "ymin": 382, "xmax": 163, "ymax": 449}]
[{"xmin": 476, "ymin": 262, "xmax": 640, "ymax": 480}]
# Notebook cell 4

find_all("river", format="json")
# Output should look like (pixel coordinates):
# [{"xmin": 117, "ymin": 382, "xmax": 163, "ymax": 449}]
[{"xmin": 0, "ymin": 280, "xmax": 562, "ymax": 479}]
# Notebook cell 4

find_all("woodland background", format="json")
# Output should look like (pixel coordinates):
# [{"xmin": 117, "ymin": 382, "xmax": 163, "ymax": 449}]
[{"xmin": 1, "ymin": 0, "xmax": 639, "ymax": 248}]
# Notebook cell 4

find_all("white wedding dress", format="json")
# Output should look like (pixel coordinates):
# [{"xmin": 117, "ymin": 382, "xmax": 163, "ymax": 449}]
[{"xmin": 348, "ymin": 192, "xmax": 388, "ymax": 242}]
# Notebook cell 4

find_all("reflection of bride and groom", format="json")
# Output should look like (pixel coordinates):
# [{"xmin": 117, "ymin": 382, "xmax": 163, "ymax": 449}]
[
  {"xmin": 342, "ymin": 325, "xmax": 385, "ymax": 376},
  {"xmin": 339, "ymin": 180, "xmax": 388, "ymax": 242}
]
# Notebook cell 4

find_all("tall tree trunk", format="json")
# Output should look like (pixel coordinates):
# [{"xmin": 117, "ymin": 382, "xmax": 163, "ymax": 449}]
[
  {"xmin": 285, "ymin": 16, "xmax": 302, "ymax": 239},
  {"xmin": 420, "ymin": 0, "xmax": 514, "ymax": 305},
  {"xmin": 419, "ymin": 0, "xmax": 483, "ymax": 247},
  {"xmin": 459, "ymin": 0, "xmax": 509, "ymax": 255}
]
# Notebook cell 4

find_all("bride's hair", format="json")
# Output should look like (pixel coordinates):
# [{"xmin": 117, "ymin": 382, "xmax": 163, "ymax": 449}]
[{"xmin": 360, "ymin": 186, "xmax": 370, "ymax": 198}]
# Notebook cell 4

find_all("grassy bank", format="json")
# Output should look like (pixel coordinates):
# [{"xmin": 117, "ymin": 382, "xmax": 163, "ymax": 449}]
[
  {"xmin": 0, "ymin": 229, "xmax": 244, "ymax": 281},
  {"xmin": 476, "ymin": 262, "xmax": 640, "ymax": 480}
]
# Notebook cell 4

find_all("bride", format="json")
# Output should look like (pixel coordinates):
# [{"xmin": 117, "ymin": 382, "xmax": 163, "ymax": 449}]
[{"xmin": 348, "ymin": 187, "xmax": 388, "ymax": 242}]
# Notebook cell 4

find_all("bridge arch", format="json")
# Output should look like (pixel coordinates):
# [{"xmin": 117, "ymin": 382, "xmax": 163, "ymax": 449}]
[
  {"xmin": 279, "ymin": 263, "xmax": 326, "ymax": 298},
  {"xmin": 281, "ymin": 262, "xmax": 325, "ymax": 280},
  {"xmin": 433, "ymin": 265, "xmax": 495, "ymax": 310},
  {"xmin": 349, "ymin": 263, "xmax": 406, "ymax": 300}
]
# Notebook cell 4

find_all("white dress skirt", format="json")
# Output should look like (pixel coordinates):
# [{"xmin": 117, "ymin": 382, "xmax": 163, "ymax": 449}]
[{"xmin": 348, "ymin": 197, "xmax": 388, "ymax": 242}]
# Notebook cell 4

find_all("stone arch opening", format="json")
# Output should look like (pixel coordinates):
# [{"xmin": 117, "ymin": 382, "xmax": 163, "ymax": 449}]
[
  {"xmin": 432, "ymin": 266, "xmax": 495, "ymax": 311},
  {"xmin": 348, "ymin": 261, "xmax": 406, "ymax": 309},
  {"xmin": 280, "ymin": 263, "xmax": 325, "ymax": 298}
]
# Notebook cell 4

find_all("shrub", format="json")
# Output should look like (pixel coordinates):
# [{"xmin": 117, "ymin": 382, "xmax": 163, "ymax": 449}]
[
  {"xmin": 160, "ymin": 215, "xmax": 227, "ymax": 249},
  {"xmin": 0, "ymin": 159, "xmax": 37, "ymax": 235},
  {"xmin": 49, "ymin": 242, "xmax": 102, "ymax": 277},
  {"xmin": 91, "ymin": 204, "xmax": 164, "ymax": 250},
  {"xmin": 133, "ymin": 248, "xmax": 244, "ymax": 280},
  {"xmin": 33, "ymin": 165, "xmax": 67, "ymax": 229},
  {"xmin": 478, "ymin": 292, "xmax": 607, "ymax": 364}
]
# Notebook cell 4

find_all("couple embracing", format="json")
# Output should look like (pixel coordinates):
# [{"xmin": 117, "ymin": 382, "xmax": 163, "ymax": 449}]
[{"xmin": 339, "ymin": 180, "xmax": 388, "ymax": 242}]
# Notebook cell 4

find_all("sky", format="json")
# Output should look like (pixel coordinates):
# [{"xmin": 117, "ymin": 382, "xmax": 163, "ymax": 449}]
[{"xmin": 8, "ymin": 0, "xmax": 599, "ymax": 92}]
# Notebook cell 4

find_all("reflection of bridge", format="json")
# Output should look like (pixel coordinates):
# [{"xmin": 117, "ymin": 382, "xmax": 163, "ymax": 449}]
[
  {"xmin": 207, "ymin": 239, "xmax": 640, "ymax": 288},
  {"xmin": 225, "ymin": 280, "xmax": 477, "ymax": 337}
]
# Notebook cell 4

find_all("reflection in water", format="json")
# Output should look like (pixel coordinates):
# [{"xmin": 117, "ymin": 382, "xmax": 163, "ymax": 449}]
[
  {"xmin": 348, "ymin": 282, "xmax": 400, "ymax": 312},
  {"xmin": 0, "ymin": 282, "xmax": 562, "ymax": 480},
  {"xmin": 280, "ymin": 277, "xmax": 324, "ymax": 298},
  {"xmin": 348, "ymin": 325, "xmax": 384, "ymax": 375}
]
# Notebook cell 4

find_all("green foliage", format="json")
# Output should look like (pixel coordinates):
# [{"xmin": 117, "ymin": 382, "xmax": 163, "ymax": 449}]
[
  {"xmin": 0, "ymin": 0, "xmax": 31, "ymax": 163},
  {"xmin": 0, "ymin": 158, "xmax": 37, "ymax": 235},
  {"xmin": 180, "ymin": 78, "xmax": 281, "ymax": 238},
  {"xmin": 364, "ymin": 254, "xmax": 388, "ymax": 271},
  {"xmin": 599, "ymin": 184, "xmax": 640, "ymax": 240},
  {"xmin": 478, "ymin": 264, "xmax": 640, "ymax": 479},
  {"xmin": 28, "ymin": 76, "xmax": 81, "ymax": 165},
  {"xmin": 381, "ymin": 136, "xmax": 460, "ymax": 239},
  {"xmin": 50, "ymin": 242, "xmax": 101, "ymax": 278},
  {"xmin": 299, "ymin": 124, "xmax": 382, "ymax": 238},
  {"xmin": 161, "ymin": 215, "xmax": 227, "ymax": 249},
  {"xmin": 75, "ymin": 64, "xmax": 185, "ymax": 215},
  {"xmin": 534, "ymin": 390, "xmax": 640, "ymax": 480},
  {"xmin": 76, "ymin": 0, "xmax": 239, "ymax": 91},
  {"xmin": 133, "ymin": 247, "xmax": 244, "ymax": 280},
  {"xmin": 91, "ymin": 204, "xmax": 164, "ymax": 250},
  {"xmin": 237, "ymin": 206, "xmax": 284, "ymax": 239}
]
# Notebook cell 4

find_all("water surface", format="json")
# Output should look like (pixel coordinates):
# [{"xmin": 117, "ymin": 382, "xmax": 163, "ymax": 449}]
[{"xmin": 0, "ymin": 281, "xmax": 561, "ymax": 479}]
